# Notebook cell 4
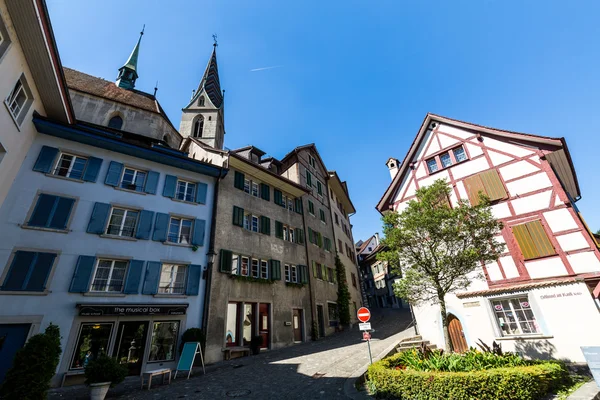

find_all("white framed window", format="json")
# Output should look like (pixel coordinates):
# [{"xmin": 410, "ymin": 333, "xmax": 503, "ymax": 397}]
[
  {"xmin": 260, "ymin": 260, "xmax": 269, "ymax": 279},
  {"xmin": 106, "ymin": 207, "xmax": 139, "ymax": 237},
  {"xmin": 251, "ymin": 182, "xmax": 259, "ymax": 197},
  {"xmin": 283, "ymin": 226, "xmax": 289, "ymax": 241},
  {"xmin": 6, "ymin": 78, "xmax": 27, "ymax": 121},
  {"xmin": 168, "ymin": 217, "xmax": 193, "ymax": 244},
  {"xmin": 291, "ymin": 265, "xmax": 298, "ymax": 283},
  {"xmin": 244, "ymin": 178, "xmax": 251, "ymax": 194},
  {"xmin": 120, "ymin": 167, "xmax": 147, "ymax": 192},
  {"xmin": 251, "ymin": 215, "xmax": 259, "ymax": 233},
  {"xmin": 251, "ymin": 259, "xmax": 259, "ymax": 278},
  {"xmin": 90, "ymin": 259, "xmax": 128, "ymax": 292},
  {"xmin": 176, "ymin": 180, "xmax": 196, "ymax": 202},
  {"xmin": 289, "ymin": 228, "xmax": 295, "ymax": 243},
  {"xmin": 54, "ymin": 153, "xmax": 88, "ymax": 180},
  {"xmin": 491, "ymin": 296, "xmax": 540, "ymax": 336},
  {"xmin": 231, "ymin": 254, "xmax": 239, "ymax": 275},
  {"xmin": 440, "ymin": 152, "xmax": 452, "ymax": 168},
  {"xmin": 158, "ymin": 264, "xmax": 187, "ymax": 294},
  {"xmin": 284, "ymin": 264, "xmax": 291, "ymax": 282},
  {"xmin": 287, "ymin": 199, "xmax": 293, "ymax": 211},
  {"xmin": 240, "ymin": 257, "xmax": 249, "ymax": 276},
  {"xmin": 426, "ymin": 158, "xmax": 438, "ymax": 174},
  {"xmin": 453, "ymin": 146, "xmax": 467, "ymax": 162}
]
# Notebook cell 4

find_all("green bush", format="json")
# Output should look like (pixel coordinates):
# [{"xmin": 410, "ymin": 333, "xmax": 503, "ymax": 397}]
[
  {"xmin": 84, "ymin": 355, "xmax": 127, "ymax": 387},
  {"xmin": 367, "ymin": 350, "xmax": 569, "ymax": 400},
  {"xmin": 0, "ymin": 323, "xmax": 62, "ymax": 400},
  {"xmin": 389, "ymin": 348, "xmax": 527, "ymax": 372}
]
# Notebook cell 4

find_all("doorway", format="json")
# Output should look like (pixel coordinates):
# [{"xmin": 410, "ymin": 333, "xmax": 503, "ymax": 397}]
[
  {"xmin": 0, "ymin": 324, "xmax": 30, "ymax": 383},
  {"xmin": 292, "ymin": 309, "xmax": 303, "ymax": 342},
  {"xmin": 113, "ymin": 321, "xmax": 148, "ymax": 376},
  {"xmin": 258, "ymin": 303, "xmax": 270, "ymax": 349},
  {"xmin": 316, "ymin": 305, "xmax": 325, "ymax": 338},
  {"xmin": 447, "ymin": 314, "xmax": 468, "ymax": 353}
]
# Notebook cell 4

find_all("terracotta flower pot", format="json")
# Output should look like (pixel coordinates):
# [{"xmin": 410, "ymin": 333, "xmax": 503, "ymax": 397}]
[{"xmin": 89, "ymin": 382, "xmax": 111, "ymax": 400}]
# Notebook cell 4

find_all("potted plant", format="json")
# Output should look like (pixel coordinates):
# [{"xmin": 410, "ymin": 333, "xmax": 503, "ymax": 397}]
[
  {"xmin": 250, "ymin": 335, "xmax": 263, "ymax": 355},
  {"xmin": 84, "ymin": 354, "xmax": 127, "ymax": 400}
]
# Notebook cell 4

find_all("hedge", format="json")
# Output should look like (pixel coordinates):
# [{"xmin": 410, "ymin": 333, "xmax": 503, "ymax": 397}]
[{"xmin": 367, "ymin": 355, "xmax": 569, "ymax": 400}]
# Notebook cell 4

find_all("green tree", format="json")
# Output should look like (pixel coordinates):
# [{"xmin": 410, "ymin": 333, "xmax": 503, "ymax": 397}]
[
  {"xmin": 0, "ymin": 323, "xmax": 62, "ymax": 400},
  {"xmin": 335, "ymin": 255, "xmax": 351, "ymax": 326},
  {"xmin": 378, "ymin": 180, "xmax": 504, "ymax": 352}
]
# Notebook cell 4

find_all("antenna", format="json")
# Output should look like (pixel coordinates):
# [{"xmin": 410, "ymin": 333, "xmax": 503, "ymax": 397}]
[
  {"xmin": 153, "ymin": 81, "xmax": 158, "ymax": 97},
  {"xmin": 141, "ymin": 24, "xmax": 145, "ymax": 36},
  {"xmin": 212, "ymin": 34, "xmax": 218, "ymax": 47}
]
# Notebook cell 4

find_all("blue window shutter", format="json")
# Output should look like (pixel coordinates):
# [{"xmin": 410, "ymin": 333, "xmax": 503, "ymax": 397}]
[
  {"xmin": 49, "ymin": 197, "xmax": 75, "ymax": 230},
  {"xmin": 135, "ymin": 210, "xmax": 155, "ymax": 240},
  {"xmin": 26, "ymin": 252, "xmax": 56, "ymax": 291},
  {"xmin": 163, "ymin": 175, "xmax": 177, "ymax": 198},
  {"xmin": 28, "ymin": 194, "xmax": 57, "ymax": 227},
  {"xmin": 104, "ymin": 161, "xmax": 123, "ymax": 186},
  {"xmin": 185, "ymin": 264, "xmax": 202, "ymax": 295},
  {"xmin": 2, "ymin": 251, "xmax": 35, "ymax": 291},
  {"xmin": 191, "ymin": 219, "xmax": 206, "ymax": 246},
  {"xmin": 32, "ymin": 146, "xmax": 59, "ymax": 173},
  {"xmin": 69, "ymin": 255, "xmax": 95, "ymax": 293},
  {"xmin": 144, "ymin": 171, "xmax": 160, "ymax": 194},
  {"xmin": 196, "ymin": 183, "xmax": 208, "ymax": 204},
  {"xmin": 86, "ymin": 202, "xmax": 111, "ymax": 234},
  {"xmin": 123, "ymin": 260, "xmax": 145, "ymax": 294},
  {"xmin": 83, "ymin": 157, "xmax": 103, "ymax": 182},
  {"xmin": 142, "ymin": 261, "xmax": 161, "ymax": 294},
  {"xmin": 152, "ymin": 213, "xmax": 169, "ymax": 242}
]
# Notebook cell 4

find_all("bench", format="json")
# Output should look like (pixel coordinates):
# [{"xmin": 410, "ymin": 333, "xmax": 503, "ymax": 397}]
[
  {"xmin": 141, "ymin": 368, "xmax": 171, "ymax": 390},
  {"xmin": 222, "ymin": 346, "xmax": 251, "ymax": 360},
  {"xmin": 60, "ymin": 370, "xmax": 85, "ymax": 387}
]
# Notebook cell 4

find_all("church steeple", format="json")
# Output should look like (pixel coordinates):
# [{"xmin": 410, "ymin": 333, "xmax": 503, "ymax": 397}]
[
  {"xmin": 195, "ymin": 39, "xmax": 223, "ymax": 108},
  {"xmin": 116, "ymin": 26, "xmax": 144, "ymax": 90}
]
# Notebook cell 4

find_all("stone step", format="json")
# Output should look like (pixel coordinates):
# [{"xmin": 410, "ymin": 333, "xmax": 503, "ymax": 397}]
[
  {"xmin": 398, "ymin": 339, "xmax": 430, "ymax": 347},
  {"xmin": 398, "ymin": 335, "xmax": 422, "ymax": 344}
]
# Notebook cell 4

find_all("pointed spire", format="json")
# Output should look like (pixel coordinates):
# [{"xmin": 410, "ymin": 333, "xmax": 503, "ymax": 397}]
[
  {"xmin": 116, "ymin": 26, "xmax": 144, "ymax": 90},
  {"xmin": 194, "ymin": 39, "xmax": 223, "ymax": 108}
]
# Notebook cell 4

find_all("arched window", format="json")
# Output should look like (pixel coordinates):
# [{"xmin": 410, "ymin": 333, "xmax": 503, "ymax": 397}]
[
  {"xmin": 193, "ymin": 116, "xmax": 204, "ymax": 138},
  {"xmin": 163, "ymin": 135, "xmax": 169, "ymax": 145},
  {"xmin": 108, "ymin": 115, "xmax": 123, "ymax": 130},
  {"xmin": 198, "ymin": 96, "xmax": 205, "ymax": 107}
]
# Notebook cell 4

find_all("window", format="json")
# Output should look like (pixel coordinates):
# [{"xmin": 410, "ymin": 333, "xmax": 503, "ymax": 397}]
[
  {"xmin": 338, "ymin": 239, "xmax": 343, "ymax": 253},
  {"xmin": 1, "ymin": 250, "xmax": 56, "ymax": 292},
  {"xmin": 319, "ymin": 209, "xmax": 326, "ymax": 223},
  {"xmin": 193, "ymin": 116, "xmax": 204, "ymax": 138},
  {"xmin": 251, "ymin": 259, "xmax": 259, "ymax": 278},
  {"xmin": 317, "ymin": 181, "xmax": 323, "ymax": 196},
  {"xmin": 231, "ymin": 254, "xmax": 239, "ymax": 275},
  {"xmin": 226, "ymin": 303, "xmax": 240, "ymax": 347},
  {"xmin": 328, "ymin": 303, "xmax": 339, "ymax": 326},
  {"xmin": 283, "ymin": 226, "xmax": 289, "ymax": 241},
  {"xmin": 199, "ymin": 96, "xmax": 205, "ymax": 106},
  {"xmin": 240, "ymin": 257, "xmax": 249, "ymax": 276},
  {"xmin": 260, "ymin": 260, "xmax": 269, "ymax": 279},
  {"xmin": 491, "ymin": 296, "xmax": 540, "ymax": 336},
  {"xmin": 6, "ymin": 77, "xmax": 30, "ymax": 122},
  {"xmin": 324, "ymin": 237, "xmax": 331, "ymax": 252},
  {"xmin": 176, "ymin": 180, "xmax": 196, "ymax": 202},
  {"xmin": 54, "ymin": 153, "xmax": 88, "ymax": 180},
  {"xmin": 289, "ymin": 228, "xmax": 295, "ymax": 243},
  {"xmin": 0, "ymin": 14, "xmax": 10, "ymax": 61},
  {"xmin": 90, "ymin": 259, "xmax": 127, "ymax": 292},
  {"xmin": 108, "ymin": 115, "xmax": 123, "ymax": 130},
  {"xmin": 440, "ymin": 152, "xmax": 452, "ymax": 168},
  {"xmin": 306, "ymin": 170, "xmax": 313, "ymax": 187},
  {"xmin": 70, "ymin": 323, "xmax": 113, "ymax": 369},
  {"xmin": 149, "ymin": 321, "xmax": 179, "ymax": 362},
  {"xmin": 512, "ymin": 220, "xmax": 556, "ymax": 260},
  {"xmin": 351, "ymin": 273, "xmax": 357, "ymax": 288},
  {"xmin": 158, "ymin": 264, "xmax": 187, "ymax": 294},
  {"xmin": 287, "ymin": 198, "xmax": 293, "ymax": 211},
  {"xmin": 453, "ymin": 146, "xmax": 467, "ymax": 162},
  {"xmin": 308, "ymin": 200, "xmax": 315, "ymax": 215},
  {"xmin": 168, "ymin": 217, "xmax": 193, "ymax": 244},
  {"xmin": 316, "ymin": 263, "xmax": 323, "ymax": 279},
  {"xmin": 106, "ymin": 207, "xmax": 139, "ymax": 237},
  {"xmin": 426, "ymin": 158, "xmax": 438, "ymax": 173},
  {"xmin": 309, "ymin": 154, "xmax": 316, "ymax": 168},
  {"xmin": 291, "ymin": 265, "xmax": 298, "ymax": 283},
  {"xmin": 330, "ymin": 188, "xmax": 334, "ymax": 199},
  {"xmin": 244, "ymin": 178, "xmax": 251, "ymax": 194},
  {"xmin": 464, "ymin": 169, "xmax": 507, "ymax": 205},
  {"xmin": 335, "ymin": 213, "xmax": 339, "ymax": 225},
  {"xmin": 27, "ymin": 193, "xmax": 75, "ymax": 230},
  {"xmin": 251, "ymin": 215, "xmax": 259, "ymax": 232},
  {"xmin": 120, "ymin": 167, "xmax": 147, "ymax": 192},
  {"xmin": 284, "ymin": 264, "xmax": 291, "ymax": 282},
  {"xmin": 251, "ymin": 182, "xmax": 259, "ymax": 197}
]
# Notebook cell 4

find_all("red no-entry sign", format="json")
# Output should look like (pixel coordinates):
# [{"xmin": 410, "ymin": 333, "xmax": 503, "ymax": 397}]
[{"xmin": 357, "ymin": 307, "xmax": 371, "ymax": 323}]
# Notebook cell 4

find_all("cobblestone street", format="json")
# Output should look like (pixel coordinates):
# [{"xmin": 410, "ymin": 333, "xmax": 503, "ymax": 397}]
[{"xmin": 49, "ymin": 309, "xmax": 413, "ymax": 400}]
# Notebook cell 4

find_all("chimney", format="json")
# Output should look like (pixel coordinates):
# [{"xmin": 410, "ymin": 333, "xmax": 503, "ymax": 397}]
[
  {"xmin": 386, "ymin": 158, "xmax": 400, "ymax": 180},
  {"xmin": 374, "ymin": 233, "xmax": 380, "ymax": 246}
]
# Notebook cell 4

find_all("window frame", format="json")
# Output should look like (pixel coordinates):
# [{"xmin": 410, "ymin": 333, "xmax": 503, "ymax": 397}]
[
  {"xmin": 175, "ymin": 179, "xmax": 197, "ymax": 203},
  {"xmin": 90, "ymin": 258, "xmax": 128, "ymax": 293},
  {"xmin": 148, "ymin": 321, "xmax": 180, "ymax": 362},
  {"xmin": 53, "ymin": 152, "xmax": 89, "ymax": 181},
  {"xmin": 119, "ymin": 167, "xmax": 148, "ymax": 192},
  {"xmin": 291, "ymin": 265, "xmax": 298, "ymax": 283},
  {"xmin": 158, "ymin": 263, "xmax": 188, "ymax": 295},
  {"xmin": 69, "ymin": 322, "xmax": 114, "ymax": 370},
  {"xmin": 24, "ymin": 191, "xmax": 78, "ymax": 232},
  {"xmin": 490, "ymin": 295, "xmax": 541, "ymax": 337},
  {"xmin": 0, "ymin": 13, "xmax": 11, "ymax": 62},
  {"xmin": 260, "ymin": 260, "xmax": 269, "ymax": 279},
  {"xmin": 5, "ymin": 75, "xmax": 33, "ymax": 126},
  {"xmin": 167, "ymin": 216, "xmax": 194, "ymax": 245},
  {"xmin": 0, "ymin": 248, "xmax": 60, "ymax": 293},
  {"xmin": 251, "ymin": 258, "xmax": 260, "ymax": 278},
  {"xmin": 240, "ymin": 257, "xmax": 249, "ymax": 276},
  {"xmin": 425, "ymin": 145, "xmax": 469, "ymax": 175},
  {"xmin": 284, "ymin": 264, "xmax": 291, "ymax": 282},
  {"xmin": 106, "ymin": 207, "xmax": 140, "ymax": 238},
  {"xmin": 251, "ymin": 182, "xmax": 259, "ymax": 197}
]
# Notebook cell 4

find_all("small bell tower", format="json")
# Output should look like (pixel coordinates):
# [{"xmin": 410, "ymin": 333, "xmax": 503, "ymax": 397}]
[{"xmin": 116, "ymin": 26, "xmax": 144, "ymax": 90}]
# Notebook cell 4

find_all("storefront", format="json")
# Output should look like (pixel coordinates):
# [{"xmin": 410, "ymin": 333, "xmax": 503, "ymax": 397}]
[
  {"xmin": 225, "ymin": 302, "xmax": 270, "ymax": 350},
  {"xmin": 59, "ymin": 304, "xmax": 188, "ymax": 386}
]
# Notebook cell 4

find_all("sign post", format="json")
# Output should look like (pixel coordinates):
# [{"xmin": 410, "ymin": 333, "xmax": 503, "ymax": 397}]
[{"xmin": 357, "ymin": 307, "xmax": 373, "ymax": 364}]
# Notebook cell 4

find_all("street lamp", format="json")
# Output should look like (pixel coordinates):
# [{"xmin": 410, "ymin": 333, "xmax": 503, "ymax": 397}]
[{"xmin": 204, "ymin": 250, "xmax": 217, "ymax": 279}]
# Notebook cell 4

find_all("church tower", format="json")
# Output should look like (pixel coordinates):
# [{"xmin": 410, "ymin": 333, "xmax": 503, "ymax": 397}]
[
  {"xmin": 116, "ymin": 27, "xmax": 144, "ymax": 90},
  {"xmin": 179, "ymin": 41, "xmax": 225, "ymax": 149}
]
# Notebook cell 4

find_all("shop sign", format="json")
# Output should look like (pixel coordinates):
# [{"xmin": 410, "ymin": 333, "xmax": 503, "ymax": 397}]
[
  {"xmin": 78, "ymin": 304, "xmax": 188, "ymax": 316},
  {"xmin": 463, "ymin": 301, "xmax": 480, "ymax": 308}
]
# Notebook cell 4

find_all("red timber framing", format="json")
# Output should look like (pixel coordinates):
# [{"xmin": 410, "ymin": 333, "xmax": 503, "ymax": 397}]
[{"xmin": 378, "ymin": 114, "xmax": 600, "ymax": 291}]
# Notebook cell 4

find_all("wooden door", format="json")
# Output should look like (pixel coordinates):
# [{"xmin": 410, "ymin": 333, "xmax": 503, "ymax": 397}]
[
  {"xmin": 447, "ymin": 314, "xmax": 468, "ymax": 353},
  {"xmin": 258, "ymin": 303, "xmax": 269, "ymax": 349},
  {"xmin": 292, "ymin": 309, "xmax": 303, "ymax": 342}
]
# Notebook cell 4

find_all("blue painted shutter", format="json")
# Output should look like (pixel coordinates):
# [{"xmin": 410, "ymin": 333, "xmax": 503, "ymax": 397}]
[
  {"xmin": 83, "ymin": 157, "xmax": 103, "ymax": 182},
  {"xmin": 104, "ymin": 161, "xmax": 123, "ymax": 186},
  {"xmin": 152, "ymin": 213, "xmax": 169, "ymax": 242},
  {"xmin": 191, "ymin": 219, "xmax": 206, "ymax": 246},
  {"xmin": 163, "ymin": 175, "xmax": 177, "ymax": 198},
  {"xmin": 2, "ymin": 251, "xmax": 35, "ymax": 291},
  {"xmin": 50, "ymin": 197, "xmax": 75, "ymax": 230},
  {"xmin": 135, "ymin": 210, "xmax": 154, "ymax": 240},
  {"xmin": 142, "ymin": 261, "xmax": 161, "ymax": 294},
  {"xmin": 123, "ymin": 260, "xmax": 145, "ymax": 294},
  {"xmin": 185, "ymin": 264, "xmax": 202, "ymax": 295},
  {"xmin": 86, "ymin": 202, "xmax": 111, "ymax": 234},
  {"xmin": 195, "ymin": 182, "xmax": 208, "ymax": 204},
  {"xmin": 144, "ymin": 171, "xmax": 160, "ymax": 194},
  {"xmin": 28, "ymin": 194, "xmax": 57, "ymax": 227},
  {"xmin": 26, "ymin": 252, "xmax": 56, "ymax": 291},
  {"xmin": 32, "ymin": 146, "xmax": 59, "ymax": 173},
  {"xmin": 69, "ymin": 255, "xmax": 96, "ymax": 293}
]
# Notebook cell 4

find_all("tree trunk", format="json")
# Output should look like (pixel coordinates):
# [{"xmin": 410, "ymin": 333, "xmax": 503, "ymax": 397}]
[{"xmin": 439, "ymin": 297, "xmax": 453, "ymax": 352}]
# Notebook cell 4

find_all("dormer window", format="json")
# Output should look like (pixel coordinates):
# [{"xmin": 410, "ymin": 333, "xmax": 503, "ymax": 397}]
[
  {"xmin": 108, "ymin": 115, "xmax": 123, "ymax": 130},
  {"xmin": 251, "ymin": 153, "xmax": 259, "ymax": 163},
  {"xmin": 193, "ymin": 116, "xmax": 204, "ymax": 138}
]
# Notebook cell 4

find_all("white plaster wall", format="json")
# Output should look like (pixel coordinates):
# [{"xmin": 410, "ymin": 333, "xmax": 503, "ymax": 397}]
[
  {"xmin": 505, "ymin": 173, "xmax": 552, "ymax": 196},
  {"xmin": 414, "ymin": 130, "xmax": 434, "ymax": 161},
  {"xmin": 488, "ymin": 150, "xmax": 513, "ymax": 167},
  {"xmin": 556, "ymin": 232, "xmax": 589, "ymax": 252},
  {"xmin": 456, "ymin": 181, "xmax": 468, "ymax": 201},
  {"xmin": 485, "ymin": 261, "xmax": 503, "ymax": 281},
  {"xmin": 465, "ymin": 142, "xmax": 483, "ymax": 158},
  {"xmin": 543, "ymin": 209, "xmax": 578, "ymax": 233},
  {"xmin": 451, "ymin": 156, "xmax": 489, "ymax": 180},
  {"xmin": 393, "ymin": 172, "xmax": 411, "ymax": 203},
  {"xmin": 437, "ymin": 124, "xmax": 472, "ymax": 139},
  {"xmin": 418, "ymin": 170, "xmax": 450, "ymax": 188},
  {"xmin": 511, "ymin": 190, "xmax": 552, "ymax": 214},
  {"xmin": 424, "ymin": 135, "xmax": 440, "ymax": 157},
  {"xmin": 438, "ymin": 133, "xmax": 460, "ymax": 149},
  {"xmin": 483, "ymin": 137, "xmax": 534, "ymax": 158},
  {"xmin": 415, "ymin": 162, "xmax": 426, "ymax": 179},
  {"xmin": 567, "ymin": 251, "xmax": 600, "ymax": 274},
  {"xmin": 394, "ymin": 200, "xmax": 409, "ymax": 214},
  {"xmin": 525, "ymin": 257, "xmax": 568, "ymax": 279},
  {"xmin": 491, "ymin": 203, "xmax": 512, "ymax": 219},
  {"xmin": 499, "ymin": 255, "xmax": 520, "ymax": 278},
  {"xmin": 499, "ymin": 160, "xmax": 540, "ymax": 181}
]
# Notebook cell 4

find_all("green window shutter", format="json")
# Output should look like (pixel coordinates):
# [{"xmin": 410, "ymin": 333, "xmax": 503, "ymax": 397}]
[
  {"xmin": 260, "ymin": 183, "xmax": 270, "ymax": 201},
  {"xmin": 270, "ymin": 260, "xmax": 281, "ymax": 280},
  {"xmin": 234, "ymin": 171, "xmax": 245, "ymax": 190},
  {"xmin": 306, "ymin": 171, "xmax": 312, "ymax": 187},
  {"xmin": 233, "ymin": 206, "xmax": 244, "ymax": 227},
  {"xmin": 308, "ymin": 228, "xmax": 314, "ymax": 243},
  {"xmin": 317, "ymin": 232, "xmax": 323, "ymax": 248},
  {"xmin": 274, "ymin": 189, "xmax": 283, "ymax": 206},
  {"xmin": 295, "ymin": 198, "xmax": 303, "ymax": 214},
  {"xmin": 308, "ymin": 201, "xmax": 314, "ymax": 214},
  {"xmin": 320, "ymin": 209, "xmax": 325, "ymax": 222},
  {"xmin": 317, "ymin": 181, "xmax": 322, "ymax": 195},
  {"xmin": 323, "ymin": 265, "xmax": 328, "ymax": 281},
  {"xmin": 312, "ymin": 261, "xmax": 317, "ymax": 278},
  {"xmin": 295, "ymin": 228, "xmax": 305, "ymax": 244},
  {"xmin": 275, "ymin": 221, "xmax": 283, "ymax": 239},
  {"xmin": 260, "ymin": 216, "xmax": 271, "ymax": 235},
  {"xmin": 220, "ymin": 249, "xmax": 233, "ymax": 273}
]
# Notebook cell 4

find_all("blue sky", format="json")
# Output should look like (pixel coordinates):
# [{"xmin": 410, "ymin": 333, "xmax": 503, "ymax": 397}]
[{"xmin": 47, "ymin": 0, "xmax": 600, "ymax": 242}]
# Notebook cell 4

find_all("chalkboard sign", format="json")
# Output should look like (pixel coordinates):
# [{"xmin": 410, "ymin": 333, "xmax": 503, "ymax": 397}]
[
  {"xmin": 581, "ymin": 346, "xmax": 600, "ymax": 386},
  {"xmin": 175, "ymin": 342, "xmax": 205, "ymax": 379}
]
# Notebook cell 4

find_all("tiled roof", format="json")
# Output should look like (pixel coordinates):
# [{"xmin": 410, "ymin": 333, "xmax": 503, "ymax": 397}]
[
  {"xmin": 455, "ymin": 277, "xmax": 580, "ymax": 298},
  {"xmin": 196, "ymin": 48, "xmax": 223, "ymax": 108}
]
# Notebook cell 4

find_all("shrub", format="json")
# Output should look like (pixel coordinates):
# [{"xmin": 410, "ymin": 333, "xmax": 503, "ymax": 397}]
[
  {"xmin": 367, "ymin": 351, "xmax": 570, "ymax": 400},
  {"xmin": 390, "ymin": 348, "xmax": 527, "ymax": 372},
  {"xmin": 84, "ymin": 355, "xmax": 127, "ymax": 387},
  {"xmin": 0, "ymin": 323, "xmax": 62, "ymax": 400}
]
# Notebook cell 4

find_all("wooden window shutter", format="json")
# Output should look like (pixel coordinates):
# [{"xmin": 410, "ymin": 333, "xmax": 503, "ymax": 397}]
[
  {"xmin": 512, "ymin": 220, "xmax": 555, "ymax": 260},
  {"xmin": 463, "ymin": 174, "xmax": 486, "ymax": 205},
  {"xmin": 219, "ymin": 249, "xmax": 233, "ymax": 273},
  {"xmin": 234, "ymin": 171, "xmax": 245, "ymax": 190},
  {"xmin": 480, "ymin": 170, "xmax": 507, "ymax": 201}
]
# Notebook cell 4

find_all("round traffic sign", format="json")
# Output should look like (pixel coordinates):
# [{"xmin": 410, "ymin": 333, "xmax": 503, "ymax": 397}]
[{"xmin": 357, "ymin": 307, "xmax": 371, "ymax": 323}]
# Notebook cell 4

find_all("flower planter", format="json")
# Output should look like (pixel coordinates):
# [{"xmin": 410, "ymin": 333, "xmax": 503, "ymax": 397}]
[{"xmin": 89, "ymin": 382, "xmax": 111, "ymax": 400}]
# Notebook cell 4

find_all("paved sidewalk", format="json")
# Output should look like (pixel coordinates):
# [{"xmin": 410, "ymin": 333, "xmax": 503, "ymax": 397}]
[{"xmin": 48, "ymin": 308, "xmax": 413, "ymax": 399}]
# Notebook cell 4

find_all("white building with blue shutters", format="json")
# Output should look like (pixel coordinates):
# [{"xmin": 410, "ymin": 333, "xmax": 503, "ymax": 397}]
[{"xmin": 0, "ymin": 30, "xmax": 228, "ymax": 386}]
